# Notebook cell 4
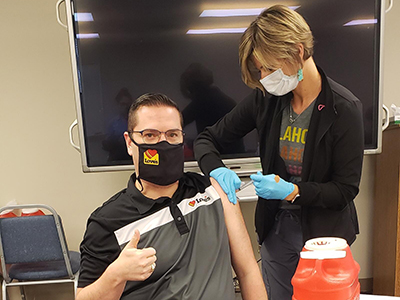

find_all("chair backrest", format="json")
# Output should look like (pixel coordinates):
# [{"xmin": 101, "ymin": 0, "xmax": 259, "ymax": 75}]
[
  {"xmin": 0, "ymin": 204, "xmax": 74, "ymax": 282},
  {"xmin": 0, "ymin": 215, "xmax": 64, "ymax": 264}
]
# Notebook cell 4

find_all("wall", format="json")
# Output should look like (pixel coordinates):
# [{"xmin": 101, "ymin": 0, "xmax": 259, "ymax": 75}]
[
  {"xmin": 0, "ymin": 1, "xmax": 131, "ymax": 299},
  {"xmin": 0, "ymin": 0, "xmax": 399, "ymax": 299},
  {"xmin": 348, "ymin": 0, "xmax": 400, "ymax": 284}
]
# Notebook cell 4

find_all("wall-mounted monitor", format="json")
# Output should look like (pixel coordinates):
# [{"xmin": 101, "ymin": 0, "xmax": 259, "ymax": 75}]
[{"xmin": 64, "ymin": 0, "xmax": 384, "ymax": 174}]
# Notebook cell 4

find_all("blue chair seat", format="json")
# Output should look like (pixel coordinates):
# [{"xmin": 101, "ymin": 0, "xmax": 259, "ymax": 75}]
[{"xmin": 9, "ymin": 251, "xmax": 80, "ymax": 281}]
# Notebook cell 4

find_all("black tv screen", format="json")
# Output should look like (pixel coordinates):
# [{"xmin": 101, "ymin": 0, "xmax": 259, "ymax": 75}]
[{"xmin": 65, "ymin": 0, "xmax": 383, "ymax": 173}]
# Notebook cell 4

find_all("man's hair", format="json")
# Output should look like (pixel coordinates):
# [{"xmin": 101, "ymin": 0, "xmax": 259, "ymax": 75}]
[
  {"xmin": 239, "ymin": 5, "xmax": 314, "ymax": 91},
  {"xmin": 127, "ymin": 93, "xmax": 183, "ymax": 131}
]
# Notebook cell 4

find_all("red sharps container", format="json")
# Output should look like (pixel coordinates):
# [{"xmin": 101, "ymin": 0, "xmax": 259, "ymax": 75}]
[
  {"xmin": 292, "ymin": 237, "xmax": 360, "ymax": 300},
  {"xmin": 21, "ymin": 208, "xmax": 45, "ymax": 217}
]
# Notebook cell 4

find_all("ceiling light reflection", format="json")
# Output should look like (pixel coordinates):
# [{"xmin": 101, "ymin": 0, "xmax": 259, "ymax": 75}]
[
  {"xmin": 343, "ymin": 19, "xmax": 377, "ymax": 26},
  {"xmin": 200, "ymin": 6, "xmax": 300, "ymax": 17},
  {"xmin": 74, "ymin": 13, "xmax": 94, "ymax": 22},
  {"xmin": 187, "ymin": 28, "xmax": 247, "ymax": 34},
  {"xmin": 76, "ymin": 33, "xmax": 100, "ymax": 39}
]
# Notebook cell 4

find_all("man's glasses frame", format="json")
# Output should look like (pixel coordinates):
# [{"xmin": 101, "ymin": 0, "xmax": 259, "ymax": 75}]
[{"xmin": 128, "ymin": 128, "xmax": 185, "ymax": 145}]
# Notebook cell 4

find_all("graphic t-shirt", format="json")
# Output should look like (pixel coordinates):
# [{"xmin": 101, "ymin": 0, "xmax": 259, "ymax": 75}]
[{"xmin": 279, "ymin": 100, "xmax": 315, "ymax": 208}]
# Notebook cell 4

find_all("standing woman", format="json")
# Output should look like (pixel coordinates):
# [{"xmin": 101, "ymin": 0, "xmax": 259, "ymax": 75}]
[{"xmin": 194, "ymin": 5, "xmax": 364, "ymax": 300}]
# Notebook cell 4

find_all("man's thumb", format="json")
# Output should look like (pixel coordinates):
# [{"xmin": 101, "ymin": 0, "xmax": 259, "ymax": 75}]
[{"xmin": 126, "ymin": 229, "xmax": 140, "ymax": 249}]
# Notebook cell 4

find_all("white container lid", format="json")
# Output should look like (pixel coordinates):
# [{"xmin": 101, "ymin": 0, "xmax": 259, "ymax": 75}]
[
  {"xmin": 304, "ymin": 237, "xmax": 348, "ymax": 251},
  {"xmin": 301, "ymin": 237, "xmax": 348, "ymax": 260},
  {"xmin": 300, "ymin": 250, "xmax": 346, "ymax": 260}
]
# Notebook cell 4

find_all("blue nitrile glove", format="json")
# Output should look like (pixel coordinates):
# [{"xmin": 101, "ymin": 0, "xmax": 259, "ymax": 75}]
[
  {"xmin": 210, "ymin": 167, "xmax": 242, "ymax": 204},
  {"xmin": 250, "ymin": 171, "xmax": 294, "ymax": 200}
]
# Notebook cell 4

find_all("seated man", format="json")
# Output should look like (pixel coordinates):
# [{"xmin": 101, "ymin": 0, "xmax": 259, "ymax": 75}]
[{"xmin": 76, "ymin": 93, "xmax": 267, "ymax": 300}]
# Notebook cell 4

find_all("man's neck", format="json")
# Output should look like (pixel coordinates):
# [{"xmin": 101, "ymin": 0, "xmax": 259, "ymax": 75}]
[{"xmin": 135, "ymin": 179, "xmax": 179, "ymax": 200}]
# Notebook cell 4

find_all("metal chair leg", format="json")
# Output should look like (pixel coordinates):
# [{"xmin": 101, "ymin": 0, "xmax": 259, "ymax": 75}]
[
  {"xmin": 2, "ymin": 280, "xmax": 7, "ymax": 300},
  {"xmin": 19, "ymin": 285, "xmax": 26, "ymax": 300}
]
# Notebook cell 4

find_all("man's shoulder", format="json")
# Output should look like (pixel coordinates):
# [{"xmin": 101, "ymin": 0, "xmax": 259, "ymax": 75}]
[
  {"xmin": 176, "ymin": 173, "xmax": 223, "ymax": 206},
  {"xmin": 182, "ymin": 172, "xmax": 211, "ymax": 191},
  {"xmin": 89, "ymin": 187, "xmax": 133, "ymax": 220}
]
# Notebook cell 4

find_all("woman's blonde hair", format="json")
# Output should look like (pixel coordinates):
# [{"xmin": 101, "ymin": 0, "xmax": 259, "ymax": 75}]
[{"xmin": 239, "ymin": 5, "xmax": 314, "ymax": 91}]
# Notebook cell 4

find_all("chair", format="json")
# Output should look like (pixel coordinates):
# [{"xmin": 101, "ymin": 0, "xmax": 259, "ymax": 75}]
[{"xmin": 0, "ymin": 204, "xmax": 80, "ymax": 300}]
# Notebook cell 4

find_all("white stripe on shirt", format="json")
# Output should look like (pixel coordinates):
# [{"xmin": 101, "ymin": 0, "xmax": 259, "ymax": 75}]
[{"xmin": 114, "ymin": 185, "xmax": 220, "ymax": 246}]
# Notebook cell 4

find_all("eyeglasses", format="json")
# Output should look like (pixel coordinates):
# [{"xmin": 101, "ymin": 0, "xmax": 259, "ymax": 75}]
[{"xmin": 129, "ymin": 129, "xmax": 185, "ymax": 145}]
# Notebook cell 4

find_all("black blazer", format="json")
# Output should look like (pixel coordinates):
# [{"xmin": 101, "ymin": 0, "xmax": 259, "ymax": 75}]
[{"xmin": 194, "ymin": 67, "xmax": 364, "ymax": 245}]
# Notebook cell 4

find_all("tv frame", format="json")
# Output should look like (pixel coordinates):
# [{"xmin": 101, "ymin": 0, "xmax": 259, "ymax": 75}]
[{"xmin": 63, "ymin": 0, "xmax": 385, "ymax": 174}]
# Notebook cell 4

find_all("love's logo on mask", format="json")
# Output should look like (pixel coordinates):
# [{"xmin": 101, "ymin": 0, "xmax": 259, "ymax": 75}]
[{"xmin": 144, "ymin": 149, "xmax": 159, "ymax": 165}]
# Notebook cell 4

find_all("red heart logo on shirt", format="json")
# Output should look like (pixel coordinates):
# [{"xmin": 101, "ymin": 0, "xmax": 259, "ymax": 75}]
[{"xmin": 189, "ymin": 200, "xmax": 195, "ymax": 207}]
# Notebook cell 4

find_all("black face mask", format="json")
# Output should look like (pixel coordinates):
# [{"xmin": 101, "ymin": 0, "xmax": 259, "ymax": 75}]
[{"xmin": 132, "ymin": 140, "xmax": 184, "ymax": 186}]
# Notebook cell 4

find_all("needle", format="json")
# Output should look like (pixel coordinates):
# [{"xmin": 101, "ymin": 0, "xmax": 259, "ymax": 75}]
[{"xmin": 238, "ymin": 180, "xmax": 253, "ymax": 191}]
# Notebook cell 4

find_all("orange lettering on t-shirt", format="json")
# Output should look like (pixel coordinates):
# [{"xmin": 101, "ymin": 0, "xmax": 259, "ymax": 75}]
[
  {"xmin": 298, "ymin": 149, "xmax": 304, "ymax": 162},
  {"xmin": 289, "ymin": 147, "xmax": 299, "ymax": 162},
  {"xmin": 281, "ymin": 145, "xmax": 288, "ymax": 160}
]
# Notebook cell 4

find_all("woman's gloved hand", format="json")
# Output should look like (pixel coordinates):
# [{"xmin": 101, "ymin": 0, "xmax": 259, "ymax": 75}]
[
  {"xmin": 250, "ymin": 171, "xmax": 294, "ymax": 200},
  {"xmin": 210, "ymin": 167, "xmax": 242, "ymax": 204}
]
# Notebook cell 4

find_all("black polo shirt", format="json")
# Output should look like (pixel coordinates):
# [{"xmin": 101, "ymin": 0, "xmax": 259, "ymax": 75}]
[{"xmin": 78, "ymin": 172, "xmax": 235, "ymax": 300}]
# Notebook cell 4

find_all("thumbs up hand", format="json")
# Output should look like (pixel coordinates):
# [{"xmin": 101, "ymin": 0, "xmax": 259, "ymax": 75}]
[{"xmin": 113, "ymin": 229, "xmax": 157, "ymax": 282}]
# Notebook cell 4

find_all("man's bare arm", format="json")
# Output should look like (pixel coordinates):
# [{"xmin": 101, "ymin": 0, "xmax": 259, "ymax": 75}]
[{"xmin": 210, "ymin": 178, "xmax": 268, "ymax": 300}]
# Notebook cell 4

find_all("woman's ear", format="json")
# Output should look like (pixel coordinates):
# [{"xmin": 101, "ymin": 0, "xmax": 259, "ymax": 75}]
[{"xmin": 297, "ymin": 43, "xmax": 305, "ymax": 61}]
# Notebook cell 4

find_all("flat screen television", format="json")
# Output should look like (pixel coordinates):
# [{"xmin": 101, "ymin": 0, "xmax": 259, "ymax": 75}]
[{"xmin": 64, "ymin": 0, "xmax": 384, "ymax": 174}]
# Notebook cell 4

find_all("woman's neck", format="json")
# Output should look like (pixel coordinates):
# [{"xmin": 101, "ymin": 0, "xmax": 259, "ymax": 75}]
[{"xmin": 292, "ymin": 57, "xmax": 322, "ymax": 114}]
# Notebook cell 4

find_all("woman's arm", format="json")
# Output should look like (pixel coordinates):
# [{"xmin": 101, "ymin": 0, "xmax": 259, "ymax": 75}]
[{"xmin": 194, "ymin": 91, "xmax": 259, "ymax": 176}]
